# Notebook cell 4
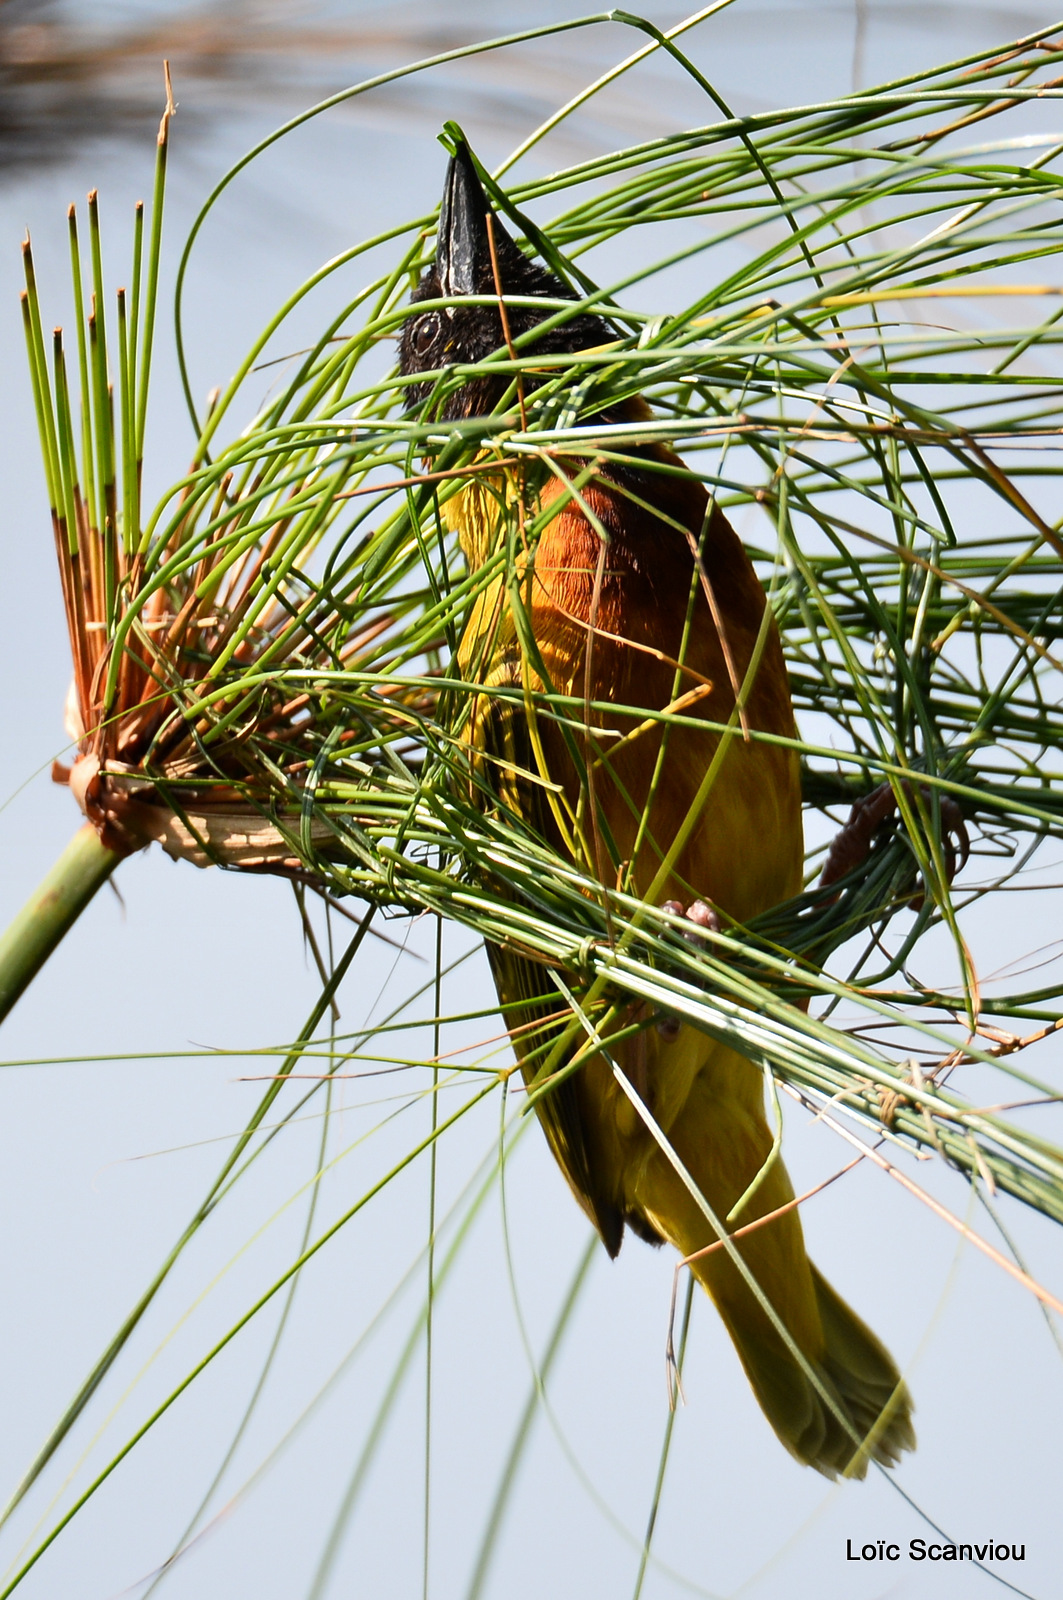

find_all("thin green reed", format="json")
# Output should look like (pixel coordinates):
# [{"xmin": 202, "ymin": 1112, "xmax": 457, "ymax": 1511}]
[
  {"xmin": 67, "ymin": 205, "xmax": 98, "ymax": 541},
  {"xmin": 9, "ymin": 18, "xmax": 1063, "ymax": 1582}
]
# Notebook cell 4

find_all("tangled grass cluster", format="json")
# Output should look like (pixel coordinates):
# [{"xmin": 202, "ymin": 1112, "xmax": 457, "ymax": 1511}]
[{"xmin": 7, "ymin": 14, "xmax": 1063, "ymax": 1586}]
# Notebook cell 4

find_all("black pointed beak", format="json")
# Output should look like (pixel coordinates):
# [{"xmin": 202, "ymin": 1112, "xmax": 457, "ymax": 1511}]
[{"xmin": 437, "ymin": 141, "xmax": 507, "ymax": 298}]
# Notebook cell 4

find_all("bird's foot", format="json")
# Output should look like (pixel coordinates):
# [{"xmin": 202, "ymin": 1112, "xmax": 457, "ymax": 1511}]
[
  {"xmin": 819, "ymin": 781, "xmax": 969, "ymax": 903},
  {"xmin": 656, "ymin": 900, "xmax": 721, "ymax": 1039},
  {"xmin": 661, "ymin": 898, "xmax": 721, "ymax": 944}
]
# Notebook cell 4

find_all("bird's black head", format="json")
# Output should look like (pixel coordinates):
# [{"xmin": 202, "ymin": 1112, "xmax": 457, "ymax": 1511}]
[{"xmin": 398, "ymin": 141, "xmax": 608, "ymax": 420}]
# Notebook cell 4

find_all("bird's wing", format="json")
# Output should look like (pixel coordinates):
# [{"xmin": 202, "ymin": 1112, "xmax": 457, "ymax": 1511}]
[{"xmin": 471, "ymin": 657, "xmax": 627, "ymax": 1257}]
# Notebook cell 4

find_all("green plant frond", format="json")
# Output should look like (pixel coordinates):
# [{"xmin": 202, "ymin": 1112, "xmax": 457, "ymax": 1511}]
[
  {"xmin": 11, "ymin": 17, "xmax": 1063, "ymax": 1589},
  {"xmin": 14, "ymin": 3, "xmax": 1063, "ymax": 1434}
]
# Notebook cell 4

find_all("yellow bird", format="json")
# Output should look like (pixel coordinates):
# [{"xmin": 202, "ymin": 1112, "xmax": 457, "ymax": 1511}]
[{"xmin": 398, "ymin": 141, "xmax": 914, "ymax": 1477}]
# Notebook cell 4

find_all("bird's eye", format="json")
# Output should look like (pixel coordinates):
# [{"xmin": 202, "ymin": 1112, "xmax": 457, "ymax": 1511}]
[{"xmin": 413, "ymin": 313, "xmax": 440, "ymax": 357}]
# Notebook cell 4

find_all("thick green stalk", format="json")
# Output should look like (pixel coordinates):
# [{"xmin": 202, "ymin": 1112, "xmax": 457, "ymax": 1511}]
[{"xmin": 0, "ymin": 825, "xmax": 123, "ymax": 1026}]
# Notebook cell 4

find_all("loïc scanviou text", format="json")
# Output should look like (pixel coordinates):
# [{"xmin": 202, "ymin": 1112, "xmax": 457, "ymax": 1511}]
[{"xmin": 846, "ymin": 1539, "xmax": 1025, "ymax": 1562}]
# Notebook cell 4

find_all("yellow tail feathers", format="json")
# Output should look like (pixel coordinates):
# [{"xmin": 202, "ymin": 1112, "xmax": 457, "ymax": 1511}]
[
  {"xmin": 694, "ymin": 1251, "xmax": 915, "ymax": 1478},
  {"xmin": 805, "ymin": 1266, "xmax": 916, "ymax": 1475},
  {"xmin": 628, "ymin": 1047, "xmax": 915, "ymax": 1479}
]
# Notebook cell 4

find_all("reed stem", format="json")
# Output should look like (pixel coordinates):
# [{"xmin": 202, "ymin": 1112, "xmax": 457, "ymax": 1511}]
[{"xmin": 0, "ymin": 825, "xmax": 122, "ymax": 1026}]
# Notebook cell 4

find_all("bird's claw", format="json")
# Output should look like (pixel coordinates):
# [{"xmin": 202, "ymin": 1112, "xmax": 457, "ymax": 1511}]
[
  {"xmin": 657, "ymin": 900, "xmax": 721, "ymax": 1039},
  {"xmin": 819, "ymin": 780, "xmax": 970, "ymax": 903},
  {"xmin": 661, "ymin": 898, "xmax": 721, "ymax": 944}
]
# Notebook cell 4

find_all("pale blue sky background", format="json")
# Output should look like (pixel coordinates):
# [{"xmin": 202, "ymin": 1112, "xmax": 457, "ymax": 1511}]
[{"xmin": 0, "ymin": 4, "xmax": 1061, "ymax": 1598}]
